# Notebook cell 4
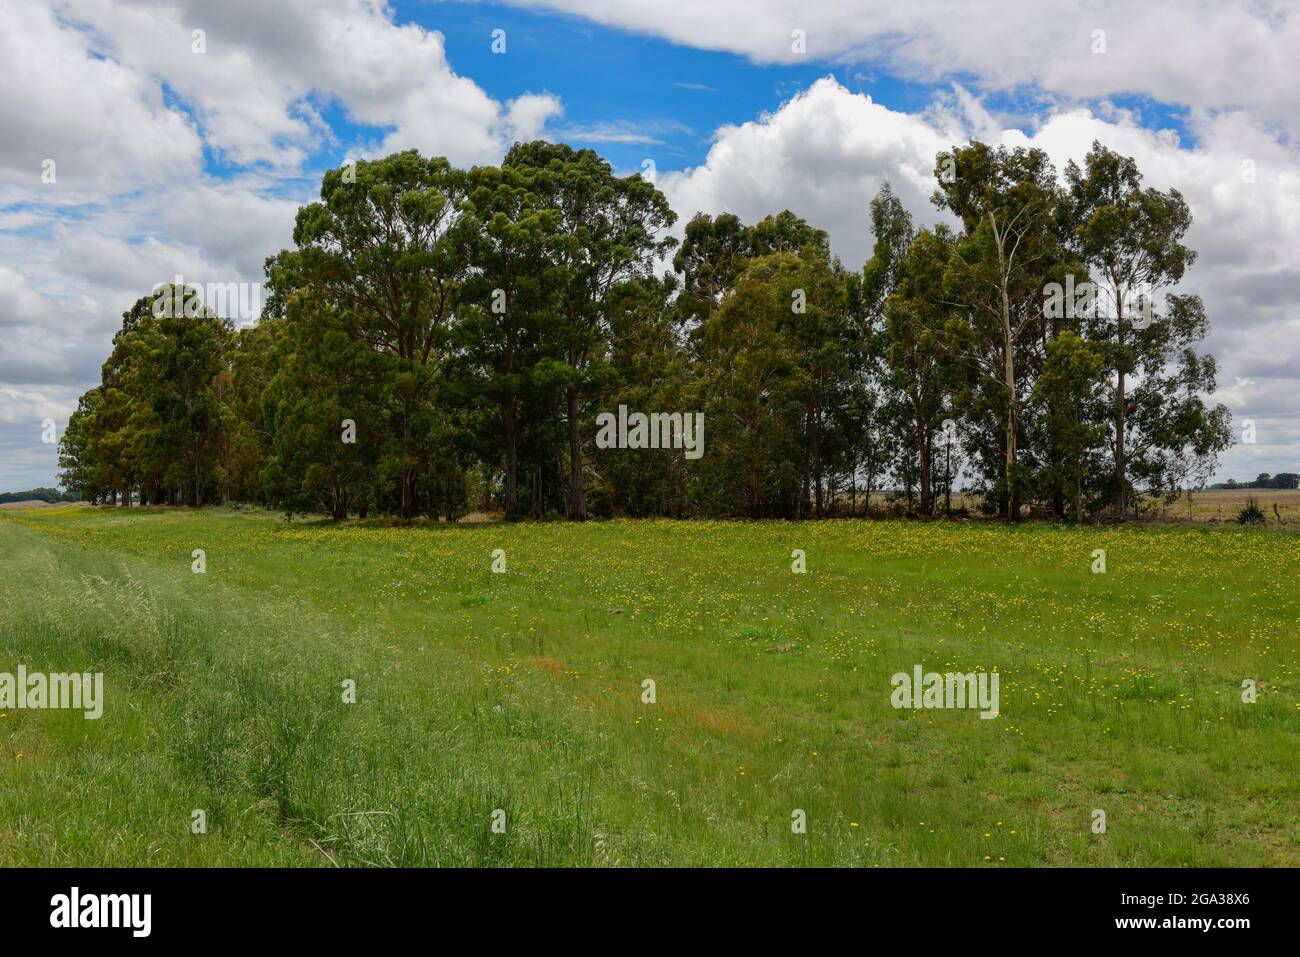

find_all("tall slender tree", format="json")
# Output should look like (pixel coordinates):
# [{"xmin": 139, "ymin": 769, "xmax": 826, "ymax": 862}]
[
  {"xmin": 1064, "ymin": 142, "xmax": 1200, "ymax": 517},
  {"xmin": 936, "ymin": 144, "xmax": 1062, "ymax": 520},
  {"xmin": 502, "ymin": 142, "xmax": 676, "ymax": 520}
]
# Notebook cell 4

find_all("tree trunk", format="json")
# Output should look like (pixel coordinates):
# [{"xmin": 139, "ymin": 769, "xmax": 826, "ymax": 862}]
[
  {"xmin": 813, "ymin": 410, "xmax": 824, "ymax": 518},
  {"xmin": 566, "ymin": 387, "xmax": 585, "ymax": 520},
  {"xmin": 991, "ymin": 212, "xmax": 1020, "ymax": 523},
  {"xmin": 944, "ymin": 443, "xmax": 953, "ymax": 516},
  {"xmin": 401, "ymin": 469, "xmax": 417, "ymax": 519},
  {"xmin": 865, "ymin": 454, "xmax": 875, "ymax": 515},
  {"xmin": 1115, "ymin": 369, "xmax": 1127, "ymax": 519},
  {"xmin": 1113, "ymin": 281, "xmax": 1129, "ymax": 520},
  {"xmin": 850, "ymin": 449, "xmax": 857, "ymax": 515},
  {"xmin": 1073, "ymin": 465, "xmax": 1083, "ymax": 523},
  {"xmin": 503, "ymin": 400, "xmax": 519, "ymax": 518},
  {"xmin": 915, "ymin": 412, "xmax": 932, "ymax": 516},
  {"xmin": 1003, "ymin": 311, "xmax": 1019, "ymax": 523}
]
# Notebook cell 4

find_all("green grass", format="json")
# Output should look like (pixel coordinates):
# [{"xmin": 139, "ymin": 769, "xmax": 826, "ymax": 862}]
[{"xmin": 0, "ymin": 505, "xmax": 1296, "ymax": 866}]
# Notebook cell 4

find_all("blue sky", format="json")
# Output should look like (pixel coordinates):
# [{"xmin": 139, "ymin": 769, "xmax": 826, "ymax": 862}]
[
  {"xmin": 300, "ymin": 1, "xmax": 1198, "ymax": 180},
  {"xmin": 388, "ymin": 0, "xmax": 909, "ymax": 171}
]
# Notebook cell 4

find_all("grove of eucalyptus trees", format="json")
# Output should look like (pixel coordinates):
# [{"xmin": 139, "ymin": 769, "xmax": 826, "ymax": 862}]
[{"xmin": 60, "ymin": 139, "xmax": 1232, "ymax": 522}]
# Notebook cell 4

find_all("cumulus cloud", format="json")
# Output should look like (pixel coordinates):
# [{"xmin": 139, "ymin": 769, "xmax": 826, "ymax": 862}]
[
  {"xmin": 0, "ymin": 255, "xmax": 121, "ymax": 386},
  {"xmin": 0, "ymin": 1, "xmax": 203, "ymax": 202},
  {"xmin": 661, "ymin": 78, "xmax": 959, "ymax": 267},
  {"xmin": 0, "ymin": 384, "xmax": 81, "ymax": 490},
  {"xmin": 0, "ymin": 265, "xmax": 51, "ymax": 329},
  {"xmin": 507, "ymin": 0, "xmax": 1300, "ymax": 137},
  {"xmin": 56, "ymin": 0, "xmax": 561, "ymax": 171}
]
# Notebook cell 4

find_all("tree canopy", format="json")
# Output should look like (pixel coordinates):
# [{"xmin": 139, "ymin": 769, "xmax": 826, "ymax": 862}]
[{"xmin": 60, "ymin": 139, "xmax": 1234, "ymax": 522}]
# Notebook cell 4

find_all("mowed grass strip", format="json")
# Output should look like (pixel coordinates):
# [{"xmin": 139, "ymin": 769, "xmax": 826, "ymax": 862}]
[{"xmin": 0, "ymin": 506, "xmax": 1295, "ymax": 866}]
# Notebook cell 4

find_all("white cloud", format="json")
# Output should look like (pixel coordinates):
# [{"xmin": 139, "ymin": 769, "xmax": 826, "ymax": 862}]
[
  {"xmin": 504, "ymin": 94, "xmax": 566, "ymax": 145},
  {"xmin": 0, "ymin": 384, "xmax": 80, "ymax": 492},
  {"xmin": 0, "ymin": 1, "xmax": 203, "ymax": 201},
  {"xmin": 661, "ymin": 80, "xmax": 955, "ymax": 267},
  {"xmin": 507, "ymin": 0, "xmax": 1300, "ymax": 137},
  {"xmin": 0, "ymin": 265, "xmax": 50, "ymax": 328},
  {"xmin": 56, "ymin": 0, "xmax": 562, "ymax": 172}
]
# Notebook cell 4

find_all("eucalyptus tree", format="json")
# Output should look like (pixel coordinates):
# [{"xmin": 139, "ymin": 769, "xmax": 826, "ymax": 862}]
[
  {"xmin": 595, "ymin": 275, "xmax": 691, "ymax": 517},
  {"xmin": 147, "ymin": 286, "xmax": 233, "ymax": 506},
  {"xmin": 223, "ymin": 319, "xmax": 285, "ymax": 504},
  {"xmin": 57, "ymin": 388, "xmax": 101, "ymax": 502},
  {"xmin": 260, "ymin": 284, "xmax": 378, "ymax": 521},
  {"xmin": 784, "ymin": 248, "xmax": 853, "ymax": 517},
  {"xmin": 87, "ymin": 294, "xmax": 156, "ymax": 504},
  {"xmin": 934, "ymin": 144, "xmax": 1063, "ymax": 520},
  {"xmin": 1113, "ymin": 293, "xmax": 1232, "ymax": 506},
  {"xmin": 1030, "ymin": 330, "xmax": 1108, "ymax": 521},
  {"xmin": 884, "ymin": 225, "xmax": 957, "ymax": 516},
  {"xmin": 290, "ymin": 151, "xmax": 474, "ymax": 517},
  {"xmin": 842, "ymin": 185, "xmax": 912, "ymax": 514},
  {"xmin": 456, "ymin": 162, "xmax": 562, "ymax": 518},
  {"xmin": 696, "ymin": 253, "xmax": 805, "ymax": 517},
  {"xmin": 502, "ymin": 141, "xmax": 676, "ymax": 520},
  {"xmin": 673, "ymin": 211, "xmax": 749, "ymax": 331},
  {"xmin": 1063, "ymin": 142, "xmax": 1218, "ymax": 516},
  {"xmin": 83, "ymin": 286, "xmax": 231, "ymax": 506}
]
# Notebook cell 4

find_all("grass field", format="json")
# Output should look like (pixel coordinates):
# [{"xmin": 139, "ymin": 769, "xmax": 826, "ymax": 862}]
[
  {"xmin": 1158, "ymin": 488, "xmax": 1300, "ymax": 524},
  {"xmin": 0, "ymin": 505, "xmax": 1296, "ymax": 866}
]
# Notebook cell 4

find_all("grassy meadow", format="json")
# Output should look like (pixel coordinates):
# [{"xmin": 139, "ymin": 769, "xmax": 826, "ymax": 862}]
[{"xmin": 0, "ymin": 505, "xmax": 1295, "ymax": 866}]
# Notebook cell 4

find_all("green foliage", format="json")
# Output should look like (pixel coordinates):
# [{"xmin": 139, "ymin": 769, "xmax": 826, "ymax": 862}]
[
  {"xmin": 0, "ymin": 488, "xmax": 78, "ymax": 504},
  {"xmin": 1236, "ymin": 496, "xmax": 1266, "ymax": 525},
  {"xmin": 58, "ymin": 140, "xmax": 1242, "ymax": 522}
]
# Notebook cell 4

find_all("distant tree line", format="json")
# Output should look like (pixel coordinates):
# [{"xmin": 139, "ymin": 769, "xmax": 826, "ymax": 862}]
[
  {"xmin": 0, "ymin": 487, "xmax": 79, "ymax": 504},
  {"xmin": 1213, "ymin": 473, "xmax": 1300, "ymax": 490},
  {"xmin": 58, "ymin": 139, "xmax": 1234, "ymax": 522}
]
